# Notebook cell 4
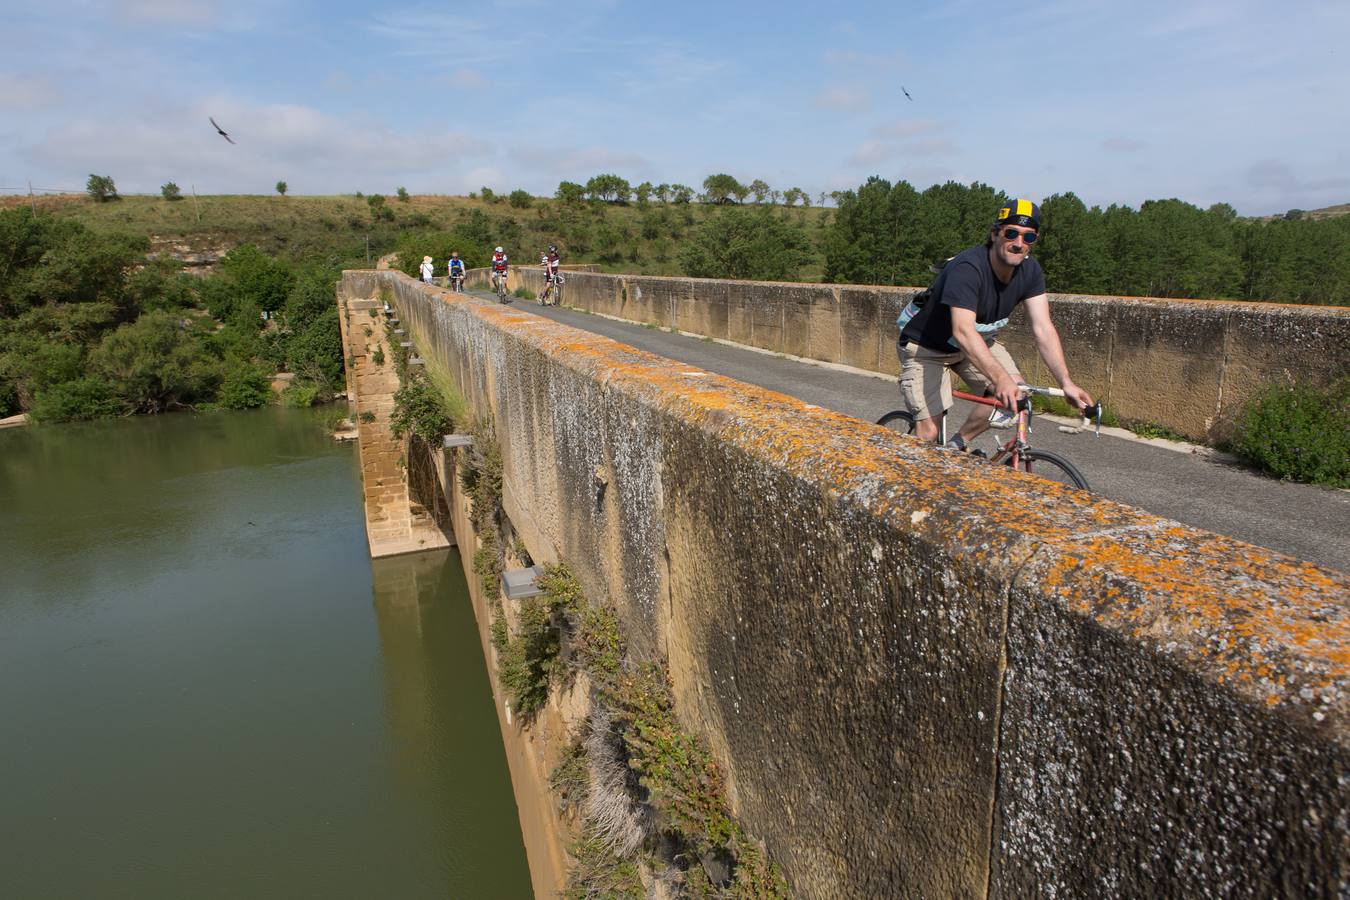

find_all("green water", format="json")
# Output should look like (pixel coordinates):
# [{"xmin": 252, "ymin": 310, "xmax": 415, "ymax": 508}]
[{"xmin": 0, "ymin": 407, "xmax": 532, "ymax": 899}]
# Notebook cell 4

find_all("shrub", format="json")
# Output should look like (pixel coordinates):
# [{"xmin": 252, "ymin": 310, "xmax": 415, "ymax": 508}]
[
  {"xmin": 281, "ymin": 379, "xmax": 321, "ymax": 407},
  {"xmin": 396, "ymin": 186, "xmax": 410, "ymax": 202},
  {"xmin": 389, "ymin": 376, "xmax": 452, "ymax": 443},
  {"xmin": 86, "ymin": 174, "xmax": 118, "ymax": 202},
  {"xmin": 28, "ymin": 376, "xmax": 123, "ymax": 423},
  {"xmin": 218, "ymin": 359, "xmax": 273, "ymax": 409},
  {"xmin": 513, "ymin": 286, "xmax": 533, "ymax": 299},
  {"xmin": 90, "ymin": 311, "xmax": 219, "ymax": 412},
  {"xmin": 160, "ymin": 182, "xmax": 183, "ymax": 202},
  {"xmin": 275, "ymin": 181, "xmax": 288, "ymax": 196},
  {"xmin": 679, "ymin": 207, "xmax": 810, "ymax": 281},
  {"xmin": 1232, "ymin": 378, "xmax": 1349, "ymax": 487},
  {"xmin": 509, "ymin": 189, "xmax": 533, "ymax": 209},
  {"xmin": 359, "ymin": 409, "xmax": 376, "ymax": 423},
  {"xmin": 480, "ymin": 187, "xmax": 496, "ymax": 203}
]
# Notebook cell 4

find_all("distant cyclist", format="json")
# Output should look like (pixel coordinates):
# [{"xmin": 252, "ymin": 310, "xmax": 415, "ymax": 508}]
[
  {"xmin": 419, "ymin": 255, "xmax": 435, "ymax": 284},
  {"xmin": 894, "ymin": 199, "xmax": 1093, "ymax": 449},
  {"xmin": 447, "ymin": 252, "xmax": 466, "ymax": 292},
  {"xmin": 490, "ymin": 246, "xmax": 509, "ymax": 296},
  {"xmin": 538, "ymin": 245, "xmax": 562, "ymax": 305}
]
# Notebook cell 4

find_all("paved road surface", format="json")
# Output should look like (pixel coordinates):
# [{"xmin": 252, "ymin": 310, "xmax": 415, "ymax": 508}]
[{"xmin": 472, "ymin": 290, "xmax": 1349, "ymax": 573}]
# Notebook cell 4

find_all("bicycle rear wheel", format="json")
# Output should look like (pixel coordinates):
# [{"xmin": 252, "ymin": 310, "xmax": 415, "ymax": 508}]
[
  {"xmin": 876, "ymin": 410, "xmax": 916, "ymax": 434},
  {"xmin": 1009, "ymin": 448, "xmax": 1091, "ymax": 491}
]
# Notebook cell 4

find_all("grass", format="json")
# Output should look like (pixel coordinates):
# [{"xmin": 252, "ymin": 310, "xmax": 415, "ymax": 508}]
[{"xmin": 21, "ymin": 193, "xmax": 833, "ymax": 278}]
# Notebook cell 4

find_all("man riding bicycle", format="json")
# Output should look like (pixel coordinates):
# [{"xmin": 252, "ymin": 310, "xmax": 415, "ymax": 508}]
[
  {"xmin": 447, "ymin": 251, "xmax": 466, "ymax": 291},
  {"xmin": 895, "ymin": 199, "xmax": 1093, "ymax": 450},
  {"xmin": 490, "ymin": 246, "xmax": 509, "ymax": 295},
  {"xmin": 537, "ymin": 245, "xmax": 562, "ymax": 305}
]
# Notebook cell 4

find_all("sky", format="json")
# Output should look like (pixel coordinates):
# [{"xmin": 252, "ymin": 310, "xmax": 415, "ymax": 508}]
[{"xmin": 1, "ymin": 0, "xmax": 1347, "ymax": 216}]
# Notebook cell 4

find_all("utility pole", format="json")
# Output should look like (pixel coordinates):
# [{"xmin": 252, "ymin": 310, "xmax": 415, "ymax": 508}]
[{"xmin": 191, "ymin": 184, "xmax": 201, "ymax": 224}]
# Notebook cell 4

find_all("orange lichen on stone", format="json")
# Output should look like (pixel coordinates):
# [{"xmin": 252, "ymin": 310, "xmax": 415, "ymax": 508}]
[{"xmin": 361, "ymin": 270, "xmax": 1350, "ymax": 733}]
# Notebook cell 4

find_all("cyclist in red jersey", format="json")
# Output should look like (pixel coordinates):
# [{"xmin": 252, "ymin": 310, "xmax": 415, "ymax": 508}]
[{"xmin": 490, "ymin": 246, "xmax": 509, "ymax": 295}]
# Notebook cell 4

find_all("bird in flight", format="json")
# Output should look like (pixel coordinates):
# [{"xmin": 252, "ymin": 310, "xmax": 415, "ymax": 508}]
[
  {"xmin": 902, "ymin": 86, "xmax": 914, "ymax": 101},
  {"xmin": 209, "ymin": 116, "xmax": 236, "ymax": 144}
]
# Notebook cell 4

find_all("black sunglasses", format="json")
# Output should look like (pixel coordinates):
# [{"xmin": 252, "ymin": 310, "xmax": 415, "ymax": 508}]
[{"xmin": 1001, "ymin": 227, "xmax": 1038, "ymax": 244}]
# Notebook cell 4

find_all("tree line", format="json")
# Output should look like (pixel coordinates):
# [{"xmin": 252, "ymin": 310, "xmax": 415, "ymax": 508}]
[
  {"xmin": 0, "ymin": 207, "xmax": 344, "ymax": 422},
  {"xmin": 824, "ymin": 177, "xmax": 1350, "ymax": 305}
]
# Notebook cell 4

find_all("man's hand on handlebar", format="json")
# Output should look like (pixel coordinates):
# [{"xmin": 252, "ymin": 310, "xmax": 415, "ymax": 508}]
[
  {"xmin": 1062, "ymin": 381, "xmax": 1094, "ymax": 412},
  {"xmin": 992, "ymin": 375, "xmax": 1022, "ymax": 414}
]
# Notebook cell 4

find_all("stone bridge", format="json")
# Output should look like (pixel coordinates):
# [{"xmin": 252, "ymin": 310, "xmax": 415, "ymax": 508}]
[{"xmin": 339, "ymin": 269, "xmax": 1348, "ymax": 898}]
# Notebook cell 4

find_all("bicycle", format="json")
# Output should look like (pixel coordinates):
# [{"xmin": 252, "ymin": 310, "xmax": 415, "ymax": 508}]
[
  {"xmin": 876, "ymin": 384, "xmax": 1103, "ymax": 491},
  {"xmin": 449, "ymin": 273, "xmax": 465, "ymax": 293},
  {"xmin": 492, "ymin": 271, "xmax": 509, "ymax": 303},
  {"xmin": 538, "ymin": 272, "xmax": 564, "ymax": 306}
]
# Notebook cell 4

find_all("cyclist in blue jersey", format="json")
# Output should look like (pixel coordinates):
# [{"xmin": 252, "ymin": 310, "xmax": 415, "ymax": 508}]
[{"xmin": 447, "ymin": 252, "xmax": 466, "ymax": 292}]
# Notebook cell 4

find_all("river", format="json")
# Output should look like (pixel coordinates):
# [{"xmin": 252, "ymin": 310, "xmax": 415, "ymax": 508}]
[{"xmin": 0, "ymin": 407, "xmax": 532, "ymax": 898}]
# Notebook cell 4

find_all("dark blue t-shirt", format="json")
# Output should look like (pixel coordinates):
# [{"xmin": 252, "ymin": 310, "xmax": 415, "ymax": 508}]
[{"xmin": 898, "ymin": 244, "xmax": 1045, "ymax": 351}]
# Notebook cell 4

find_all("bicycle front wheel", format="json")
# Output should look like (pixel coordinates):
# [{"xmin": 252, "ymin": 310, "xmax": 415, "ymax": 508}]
[
  {"xmin": 876, "ymin": 409, "xmax": 917, "ymax": 435},
  {"xmin": 1010, "ymin": 448, "xmax": 1091, "ymax": 491}
]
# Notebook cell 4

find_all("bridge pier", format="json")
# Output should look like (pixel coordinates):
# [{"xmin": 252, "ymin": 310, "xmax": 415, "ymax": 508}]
[{"xmin": 337, "ymin": 294, "xmax": 451, "ymax": 558}]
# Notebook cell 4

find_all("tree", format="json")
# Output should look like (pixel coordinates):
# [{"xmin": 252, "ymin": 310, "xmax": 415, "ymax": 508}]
[
  {"xmin": 584, "ymin": 173, "xmax": 632, "ymax": 203},
  {"xmin": 209, "ymin": 244, "xmax": 296, "ymax": 321},
  {"xmin": 1036, "ymin": 192, "xmax": 1110, "ymax": 295},
  {"xmin": 635, "ymin": 182, "xmax": 654, "ymax": 206},
  {"xmin": 275, "ymin": 181, "xmax": 288, "ymax": 197},
  {"xmin": 509, "ymin": 189, "xmax": 533, "ymax": 209},
  {"xmin": 86, "ymin": 174, "xmax": 118, "ymax": 203},
  {"xmin": 90, "ymin": 311, "xmax": 219, "ymax": 413},
  {"xmin": 679, "ymin": 207, "xmax": 810, "ymax": 281},
  {"xmin": 161, "ymin": 182, "xmax": 183, "ymax": 202},
  {"xmin": 782, "ymin": 187, "xmax": 803, "ymax": 207},
  {"xmin": 654, "ymin": 184, "xmax": 671, "ymax": 203},
  {"xmin": 555, "ymin": 181, "xmax": 585, "ymax": 204},
  {"xmin": 702, "ymin": 173, "xmax": 743, "ymax": 205},
  {"xmin": 480, "ymin": 186, "xmax": 496, "ymax": 203},
  {"xmin": 669, "ymin": 184, "xmax": 695, "ymax": 204},
  {"xmin": 396, "ymin": 186, "xmax": 410, "ymax": 202},
  {"xmin": 748, "ymin": 180, "xmax": 771, "ymax": 204}
]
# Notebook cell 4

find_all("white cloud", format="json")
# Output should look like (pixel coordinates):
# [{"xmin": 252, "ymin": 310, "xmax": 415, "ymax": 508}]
[
  {"xmin": 873, "ymin": 119, "xmax": 944, "ymax": 141},
  {"xmin": 0, "ymin": 74, "xmax": 61, "ymax": 111},
  {"xmin": 1101, "ymin": 136, "xmax": 1147, "ymax": 153},
  {"xmin": 115, "ymin": 0, "xmax": 217, "ymax": 24},
  {"xmin": 1245, "ymin": 159, "xmax": 1350, "ymax": 195},
  {"xmin": 813, "ymin": 86, "xmax": 870, "ymax": 114},
  {"xmin": 21, "ymin": 99, "xmax": 493, "ymax": 194},
  {"xmin": 846, "ymin": 120, "xmax": 956, "ymax": 167},
  {"xmin": 508, "ymin": 146, "xmax": 649, "ymax": 179},
  {"xmin": 439, "ymin": 69, "xmax": 487, "ymax": 91}
]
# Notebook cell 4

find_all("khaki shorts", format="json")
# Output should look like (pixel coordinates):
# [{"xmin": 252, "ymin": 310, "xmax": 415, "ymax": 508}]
[{"xmin": 898, "ymin": 340, "xmax": 1021, "ymax": 420}]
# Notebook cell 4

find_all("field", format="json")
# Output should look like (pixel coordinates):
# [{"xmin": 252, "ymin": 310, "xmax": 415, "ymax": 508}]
[{"xmin": 4, "ymin": 192, "xmax": 833, "ymax": 279}]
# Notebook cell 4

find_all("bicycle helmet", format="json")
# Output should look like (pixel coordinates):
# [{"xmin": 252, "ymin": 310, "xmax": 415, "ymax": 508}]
[
  {"xmin": 495, "ymin": 246, "xmax": 503, "ymax": 253},
  {"xmin": 548, "ymin": 245, "xmax": 557, "ymax": 253},
  {"xmin": 994, "ymin": 199, "xmax": 1040, "ymax": 230}
]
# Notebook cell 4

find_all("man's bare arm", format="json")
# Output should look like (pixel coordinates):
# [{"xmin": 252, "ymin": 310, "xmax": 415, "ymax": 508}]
[
  {"xmin": 1023, "ymin": 294, "xmax": 1094, "ymax": 409},
  {"xmin": 950, "ymin": 307, "xmax": 1021, "ymax": 411}
]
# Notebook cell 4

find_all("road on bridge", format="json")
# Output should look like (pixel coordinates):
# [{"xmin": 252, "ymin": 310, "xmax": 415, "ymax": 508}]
[{"xmin": 471, "ymin": 290, "xmax": 1349, "ymax": 573}]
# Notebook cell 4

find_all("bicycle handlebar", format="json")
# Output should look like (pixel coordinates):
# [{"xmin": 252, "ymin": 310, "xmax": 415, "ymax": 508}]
[{"xmin": 1017, "ymin": 384, "xmax": 1103, "ymax": 437}]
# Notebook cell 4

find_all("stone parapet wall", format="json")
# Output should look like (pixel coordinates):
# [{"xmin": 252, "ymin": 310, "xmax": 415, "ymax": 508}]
[
  {"xmin": 466, "ymin": 267, "xmax": 1350, "ymax": 443},
  {"xmin": 345, "ymin": 270, "xmax": 1349, "ymax": 898}
]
